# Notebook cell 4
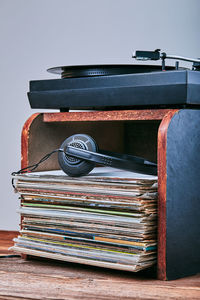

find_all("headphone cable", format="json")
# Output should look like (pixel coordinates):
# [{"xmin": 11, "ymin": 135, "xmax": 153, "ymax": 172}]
[{"xmin": 11, "ymin": 148, "xmax": 64, "ymax": 189}]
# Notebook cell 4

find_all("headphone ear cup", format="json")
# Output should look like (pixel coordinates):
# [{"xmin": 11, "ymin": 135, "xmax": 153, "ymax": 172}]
[{"xmin": 58, "ymin": 134, "xmax": 98, "ymax": 177}]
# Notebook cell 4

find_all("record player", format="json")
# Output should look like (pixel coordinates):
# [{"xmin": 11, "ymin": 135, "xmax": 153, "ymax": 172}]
[
  {"xmin": 13, "ymin": 49, "xmax": 200, "ymax": 281},
  {"xmin": 28, "ymin": 49, "xmax": 200, "ymax": 111}
]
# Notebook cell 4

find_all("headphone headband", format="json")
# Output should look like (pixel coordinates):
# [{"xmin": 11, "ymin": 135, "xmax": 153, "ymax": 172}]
[
  {"xmin": 66, "ymin": 146, "xmax": 157, "ymax": 175},
  {"xmin": 58, "ymin": 134, "xmax": 157, "ymax": 177}
]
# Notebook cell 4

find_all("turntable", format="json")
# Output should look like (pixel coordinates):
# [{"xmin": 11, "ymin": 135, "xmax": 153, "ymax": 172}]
[
  {"xmin": 28, "ymin": 49, "xmax": 200, "ymax": 110},
  {"xmin": 15, "ymin": 49, "xmax": 200, "ymax": 281}
]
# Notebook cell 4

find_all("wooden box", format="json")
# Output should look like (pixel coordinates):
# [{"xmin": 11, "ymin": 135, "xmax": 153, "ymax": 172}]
[{"xmin": 21, "ymin": 109, "xmax": 200, "ymax": 280}]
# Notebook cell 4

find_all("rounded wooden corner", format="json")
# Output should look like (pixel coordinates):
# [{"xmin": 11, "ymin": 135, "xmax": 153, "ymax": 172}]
[
  {"xmin": 157, "ymin": 109, "xmax": 179, "ymax": 280},
  {"xmin": 21, "ymin": 113, "xmax": 42, "ymax": 169}
]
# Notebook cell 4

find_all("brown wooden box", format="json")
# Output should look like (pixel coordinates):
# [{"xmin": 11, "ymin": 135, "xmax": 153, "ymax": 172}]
[{"xmin": 21, "ymin": 109, "xmax": 200, "ymax": 280}]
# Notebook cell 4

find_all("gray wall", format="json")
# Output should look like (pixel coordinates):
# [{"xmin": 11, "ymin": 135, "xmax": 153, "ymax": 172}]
[{"xmin": 1, "ymin": 0, "xmax": 200, "ymax": 230}]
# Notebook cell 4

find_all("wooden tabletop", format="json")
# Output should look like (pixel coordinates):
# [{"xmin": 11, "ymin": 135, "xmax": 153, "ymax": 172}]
[{"xmin": 0, "ymin": 230, "xmax": 200, "ymax": 300}]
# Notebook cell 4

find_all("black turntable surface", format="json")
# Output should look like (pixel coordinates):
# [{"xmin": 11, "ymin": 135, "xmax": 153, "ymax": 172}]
[
  {"xmin": 28, "ymin": 64, "xmax": 200, "ymax": 110},
  {"xmin": 47, "ymin": 64, "xmax": 175, "ymax": 78}
]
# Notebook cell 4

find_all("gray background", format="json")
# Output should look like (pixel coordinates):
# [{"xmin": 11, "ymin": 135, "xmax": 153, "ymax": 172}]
[{"xmin": 0, "ymin": 0, "xmax": 200, "ymax": 230}]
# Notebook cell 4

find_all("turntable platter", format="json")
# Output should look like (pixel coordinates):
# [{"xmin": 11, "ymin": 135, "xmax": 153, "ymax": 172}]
[{"xmin": 47, "ymin": 64, "xmax": 175, "ymax": 78}]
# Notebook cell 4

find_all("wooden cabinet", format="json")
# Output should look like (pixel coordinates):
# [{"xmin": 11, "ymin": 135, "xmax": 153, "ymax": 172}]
[{"xmin": 21, "ymin": 109, "xmax": 200, "ymax": 280}]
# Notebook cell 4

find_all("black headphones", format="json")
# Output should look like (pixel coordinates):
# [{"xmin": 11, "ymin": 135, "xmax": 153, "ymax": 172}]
[{"xmin": 58, "ymin": 134, "xmax": 157, "ymax": 177}]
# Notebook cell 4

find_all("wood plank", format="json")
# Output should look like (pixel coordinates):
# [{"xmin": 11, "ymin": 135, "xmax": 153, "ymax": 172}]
[
  {"xmin": 0, "ymin": 231, "xmax": 199, "ymax": 299},
  {"xmin": 0, "ymin": 231, "xmax": 18, "ymax": 255},
  {"xmin": 21, "ymin": 113, "xmax": 40, "ymax": 170},
  {"xmin": 43, "ymin": 109, "xmax": 178, "ymax": 122},
  {"xmin": 0, "ymin": 258, "xmax": 199, "ymax": 300}
]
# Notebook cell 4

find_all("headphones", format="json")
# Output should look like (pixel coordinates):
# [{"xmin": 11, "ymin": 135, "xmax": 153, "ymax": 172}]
[{"xmin": 58, "ymin": 134, "xmax": 157, "ymax": 177}]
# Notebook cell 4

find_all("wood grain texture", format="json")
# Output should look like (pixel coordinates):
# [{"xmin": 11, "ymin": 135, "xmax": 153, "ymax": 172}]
[
  {"xmin": 157, "ymin": 110, "xmax": 179, "ymax": 280},
  {"xmin": 21, "ymin": 113, "xmax": 40, "ymax": 169},
  {"xmin": 1, "ymin": 225, "xmax": 199, "ymax": 298},
  {"xmin": 0, "ymin": 256, "xmax": 199, "ymax": 299},
  {"xmin": 43, "ymin": 109, "xmax": 178, "ymax": 122},
  {"xmin": 0, "ymin": 231, "xmax": 18, "ymax": 255}
]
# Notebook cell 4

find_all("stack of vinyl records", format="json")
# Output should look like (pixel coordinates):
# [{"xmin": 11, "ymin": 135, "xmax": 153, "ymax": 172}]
[{"xmin": 11, "ymin": 167, "xmax": 158, "ymax": 272}]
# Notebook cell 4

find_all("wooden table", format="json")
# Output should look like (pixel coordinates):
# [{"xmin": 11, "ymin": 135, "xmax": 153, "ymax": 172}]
[{"xmin": 0, "ymin": 231, "xmax": 199, "ymax": 299}]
